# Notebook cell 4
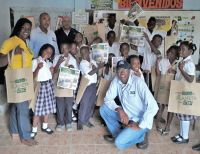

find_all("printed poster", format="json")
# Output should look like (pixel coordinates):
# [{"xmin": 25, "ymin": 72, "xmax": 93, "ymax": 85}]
[
  {"xmin": 127, "ymin": 1, "xmax": 143, "ymax": 22},
  {"xmin": 57, "ymin": 67, "xmax": 80, "ymax": 90},
  {"xmin": 120, "ymin": 25, "xmax": 145, "ymax": 46},
  {"xmin": 72, "ymin": 12, "xmax": 89, "ymax": 25},
  {"xmin": 91, "ymin": 0, "xmax": 113, "ymax": 10},
  {"xmin": 91, "ymin": 43, "xmax": 109, "ymax": 63}
]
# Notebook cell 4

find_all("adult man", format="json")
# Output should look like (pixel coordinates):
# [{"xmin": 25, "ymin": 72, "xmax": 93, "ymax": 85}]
[
  {"xmin": 29, "ymin": 12, "xmax": 59, "ymax": 57},
  {"xmin": 55, "ymin": 16, "xmax": 78, "ymax": 51},
  {"xmin": 100, "ymin": 60, "xmax": 158, "ymax": 150}
]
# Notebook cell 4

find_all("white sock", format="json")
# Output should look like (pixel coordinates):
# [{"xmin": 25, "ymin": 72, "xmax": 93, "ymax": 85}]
[
  {"xmin": 42, "ymin": 123, "xmax": 48, "ymax": 129},
  {"xmin": 181, "ymin": 120, "xmax": 190, "ymax": 139},
  {"xmin": 32, "ymin": 127, "xmax": 37, "ymax": 133},
  {"xmin": 73, "ymin": 103, "xmax": 78, "ymax": 110}
]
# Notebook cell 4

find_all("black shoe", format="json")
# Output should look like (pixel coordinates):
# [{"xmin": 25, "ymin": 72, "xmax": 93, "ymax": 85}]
[
  {"xmin": 172, "ymin": 136, "xmax": 189, "ymax": 144},
  {"xmin": 77, "ymin": 123, "xmax": 83, "ymax": 130},
  {"xmin": 85, "ymin": 121, "xmax": 94, "ymax": 128},
  {"xmin": 41, "ymin": 127, "xmax": 54, "ymax": 134},
  {"xmin": 192, "ymin": 143, "xmax": 200, "ymax": 151},
  {"xmin": 103, "ymin": 135, "xmax": 115, "ymax": 143},
  {"xmin": 171, "ymin": 134, "xmax": 181, "ymax": 142},
  {"xmin": 136, "ymin": 132, "xmax": 149, "ymax": 149}
]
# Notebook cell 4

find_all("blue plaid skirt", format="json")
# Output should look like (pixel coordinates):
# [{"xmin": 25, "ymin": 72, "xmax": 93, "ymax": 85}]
[
  {"xmin": 34, "ymin": 80, "xmax": 56, "ymax": 116},
  {"xmin": 176, "ymin": 114, "xmax": 197, "ymax": 121}
]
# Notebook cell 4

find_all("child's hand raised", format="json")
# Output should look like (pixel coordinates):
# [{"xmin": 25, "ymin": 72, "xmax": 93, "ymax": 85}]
[
  {"xmin": 57, "ymin": 56, "xmax": 65, "ymax": 65},
  {"xmin": 178, "ymin": 61, "xmax": 185, "ymax": 71}
]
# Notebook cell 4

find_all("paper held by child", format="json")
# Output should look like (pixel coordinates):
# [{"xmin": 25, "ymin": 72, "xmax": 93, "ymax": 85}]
[
  {"xmin": 127, "ymin": 2, "xmax": 143, "ymax": 22},
  {"xmin": 57, "ymin": 66, "xmax": 80, "ymax": 90},
  {"xmin": 91, "ymin": 43, "xmax": 109, "ymax": 63}
]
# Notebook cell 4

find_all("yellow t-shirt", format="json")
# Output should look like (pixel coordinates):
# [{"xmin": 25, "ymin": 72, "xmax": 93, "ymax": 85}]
[{"xmin": 0, "ymin": 36, "xmax": 33, "ymax": 69}]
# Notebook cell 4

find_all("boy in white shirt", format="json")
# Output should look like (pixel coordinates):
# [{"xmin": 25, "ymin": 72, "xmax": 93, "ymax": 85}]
[
  {"xmin": 53, "ymin": 42, "xmax": 79, "ymax": 131},
  {"xmin": 107, "ymin": 31, "xmax": 120, "ymax": 57},
  {"xmin": 78, "ymin": 46, "xmax": 104, "ymax": 130}
]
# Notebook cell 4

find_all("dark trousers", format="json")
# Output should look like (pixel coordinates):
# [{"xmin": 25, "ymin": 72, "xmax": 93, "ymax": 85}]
[
  {"xmin": 56, "ymin": 97, "xmax": 74, "ymax": 125},
  {"xmin": 78, "ymin": 83, "xmax": 97, "ymax": 125},
  {"xmin": 143, "ymin": 72, "xmax": 154, "ymax": 95},
  {"xmin": 9, "ymin": 101, "xmax": 31, "ymax": 140}
]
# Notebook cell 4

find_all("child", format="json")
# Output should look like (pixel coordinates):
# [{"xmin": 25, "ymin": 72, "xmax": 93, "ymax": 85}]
[
  {"xmin": 171, "ymin": 41, "xmax": 197, "ymax": 144},
  {"xmin": 78, "ymin": 46, "xmax": 104, "ymax": 130},
  {"xmin": 70, "ymin": 41, "xmax": 81, "ymax": 65},
  {"xmin": 127, "ymin": 55, "xmax": 144, "ymax": 81},
  {"xmin": 120, "ymin": 42, "xmax": 130, "ymax": 60},
  {"xmin": 107, "ymin": 31, "xmax": 120, "ymax": 57},
  {"xmin": 53, "ymin": 42, "xmax": 78, "ymax": 131},
  {"xmin": 155, "ymin": 45, "xmax": 179, "ymax": 135},
  {"xmin": 31, "ymin": 44, "xmax": 56, "ymax": 138}
]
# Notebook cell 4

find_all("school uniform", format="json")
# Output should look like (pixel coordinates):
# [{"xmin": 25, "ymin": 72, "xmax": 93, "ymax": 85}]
[
  {"xmin": 32, "ymin": 57, "xmax": 56, "ymax": 116},
  {"xmin": 78, "ymin": 59, "xmax": 97, "ymax": 125},
  {"xmin": 175, "ymin": 56, "xmax": 196, "ymax": 121},
  {"xmin": 53, "ymin": 54, "xmax": 78, "ymax": 125},
  {"xmin": 108, "ymin": 42, "xmax": 120, "ymax": 57},
  {"xmin": 131, "ymin": 69, "xmax": 145, "ymax": 81}
]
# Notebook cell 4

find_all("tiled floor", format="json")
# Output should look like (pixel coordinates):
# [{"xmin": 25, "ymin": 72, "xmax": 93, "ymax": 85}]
[{"xmin": 0, "ymin": 109, "xmax": 199, "ymax": 154}]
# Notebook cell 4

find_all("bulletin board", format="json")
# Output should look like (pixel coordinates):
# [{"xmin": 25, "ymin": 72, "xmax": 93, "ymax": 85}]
[{"xmin": 94, "ymin": 10, "xmax": 200, "ymax": 64}]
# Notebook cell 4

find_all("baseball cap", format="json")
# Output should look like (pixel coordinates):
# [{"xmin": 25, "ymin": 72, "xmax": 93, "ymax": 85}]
[{"xmin": 116, "ymin": 60, "xmax": 130, "ymax": 70}]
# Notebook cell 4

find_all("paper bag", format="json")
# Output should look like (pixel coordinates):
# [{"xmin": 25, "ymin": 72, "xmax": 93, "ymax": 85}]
[
  {"xmin": 155, "ymin": 74, "xmax": 174, "ymax": 104},
  {"xmin": 29, "ymin": 80, "xmax": 40, "ymax": 111},
  {"xmin": 96, "ymin": 78, "xmax": 111, "ymax": 106},
  {"xmin": 5, "ymin": 67, "xmax": 34, "ymax": 103},
  {"xmin": 151, "ymin": 66, "xmax": 157, "ymax": 91},
  {"xmin": 75, "ymin": 76, "xmax": 89, "ymax": 104},
  {"xmin": 168, "ymin": 80, "xmax": 200, "ymax": 116}
]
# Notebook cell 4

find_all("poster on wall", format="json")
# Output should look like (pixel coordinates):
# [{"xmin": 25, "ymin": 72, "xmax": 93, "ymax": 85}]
[
  {"xmin": 55, "ymin": 16, "xmax": 63, "ymax": 30},
  {"xmin": 91, "ymin": 0, "xmax": 113, "ymax": 10},
  {"xmin": 120, "ymin": 25, "xmax": 145, "ymax": 46},
  {"xmin": 174, "ymin": 16, "xmax": 195, "ymax": 42},
  {"xmin": 72, "ymin": 12, "xmax": 89, "ymax": 25}
]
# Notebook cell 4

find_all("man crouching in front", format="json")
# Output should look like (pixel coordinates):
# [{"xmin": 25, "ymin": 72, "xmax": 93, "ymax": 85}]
[{"xmin": 100, "ymin": 60, "xmax": 158, "ymax": 150}]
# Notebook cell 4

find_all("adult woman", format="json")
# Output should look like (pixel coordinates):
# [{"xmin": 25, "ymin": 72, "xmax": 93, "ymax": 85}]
[{"xmin": 0, "ymin": 18, "xmax": 37, "ymax": 146}]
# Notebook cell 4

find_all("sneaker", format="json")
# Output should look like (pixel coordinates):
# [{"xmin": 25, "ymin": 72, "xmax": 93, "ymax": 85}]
[
  {"xmin": 56, "ymin": 125, "xmax": 65, "ymax": 132},
  {"xmin": 66, "ymin": 124, "xmax": 72, "ymax": 132}
]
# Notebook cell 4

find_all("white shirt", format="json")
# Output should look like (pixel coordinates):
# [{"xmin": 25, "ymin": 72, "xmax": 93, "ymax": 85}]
[
  {"xmin": 144, "ymin": 28, "xmax": 166, "ymax": 41},
  {"xmin": 29, "ymin": 27, "xmax": 59, "ymax": 58},
  {"xmin": 139, "ymin": 40, "xmax": 157, "ymax": 71},
  {"xmin": 104, "ymin": 75, "xmax": 158, "ymax": 129},
  {"xmin": 53, "ymin": 54, "xmax": 78, "ymax": 69},
  {"xmin": 158, "ymin": 58, "xmax": 171, "ymax": 75},
  {"xmin": 79, "ymin": 59, "xmax": 97, "ymax": 86},
  {"xmin": 131, "ymin": 69, "xmax": 145, "ymax": 81},
  {"xmin": 175, "ymin": 56, "xmax": 195, "ymax": 81},
  {"xmin": 32, "ymin": 57, "xmax": 53, "ymax": 82},
  {"xmin": 106, "ymin": 24, "xmax": 120, "ymax": 39},
  {"xmin": 108, "ymin": 42, "xmax": 120, "ymax": 57}
]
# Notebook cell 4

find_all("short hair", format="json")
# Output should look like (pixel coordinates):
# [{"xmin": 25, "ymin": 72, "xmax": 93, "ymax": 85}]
[
  {"xmin": 167, "ymin": 45, "xmax": 180, "ymax": 59},
  {"xmin": 152, "ymin": 34, "xmax": 163, "ymax": 40},
  {"xmin": 10, "ymin": 18, "xmax": 32, "ymax": 38},
  {"xmin": 106, "ymin": 31, "xmax": 116, "ymax": 39},
  {"xmin": 39, "ymin": 12, "xmax": 50, "ymax": 20},
  {"xmin": 148, "ymin": 17, "xmax": 156, "ymax": 23},
  {"xmin": 120, "ymin": 42, "xmax": 130, "ymax": 51},
  {"xmin": 127, "ymin": 55, "xmax": 140, "ymax": 64}
]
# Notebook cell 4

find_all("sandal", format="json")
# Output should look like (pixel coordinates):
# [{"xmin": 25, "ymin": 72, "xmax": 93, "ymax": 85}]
[
  {"xmin": 41, "ymin": 127, "xmax": 54, "ymax": 134},
  {"xmin": 171, "ymin": 134, "xmax": 181, "ymax": 142},
  {"xmin": 162, "ymin": 129, "xmax": 170, "ymax": 136},
  {"xmin": 156, "ymin": 127, "xmax": 163, "ymax": 134},
  {"xmin": 30, "ymin": 132, "xmax": 37, "ymax": 139},
  {"xmin": 172, "ymin": 135, "xmax": 189, "ymax": 144}
]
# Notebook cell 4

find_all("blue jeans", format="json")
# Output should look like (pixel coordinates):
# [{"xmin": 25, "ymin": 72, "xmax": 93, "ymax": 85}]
[
  {"xmin": 9, "ymin": 101, "xmax": 31, "ymax": 140},
  {"xmin": 100, "ymin": 104, "xmax": 148, "ymax": 150}
]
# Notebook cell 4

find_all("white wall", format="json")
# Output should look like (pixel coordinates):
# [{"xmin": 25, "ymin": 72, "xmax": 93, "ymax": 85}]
[{"xmin": 0, "ymin": 0, "xmax": 75, "ymax": 44}]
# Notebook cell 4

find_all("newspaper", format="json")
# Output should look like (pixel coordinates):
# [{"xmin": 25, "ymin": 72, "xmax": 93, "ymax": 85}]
[
  {"xmin": 111, "ymin": 57, "xmax": 124, "ymax": 76},
  {"xmin": 57, "ymin": 66, "xmax": 80, "ymax": 90},
  {"xmin": 120, "ymin": 25, "xmax": 145, "ymax": 46},
  {"xmin": 128, "ymin": 2, "xmax": 143, "ymax": 22},
  {"xmin": 91, "ymin": 43, "xmax": 109, "ymax": 63}
]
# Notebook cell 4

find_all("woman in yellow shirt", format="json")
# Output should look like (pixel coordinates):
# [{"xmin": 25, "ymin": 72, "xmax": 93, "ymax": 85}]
[{"xmin": 0, "ymin": 18, "xmax": 37, "ymax": 146}]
